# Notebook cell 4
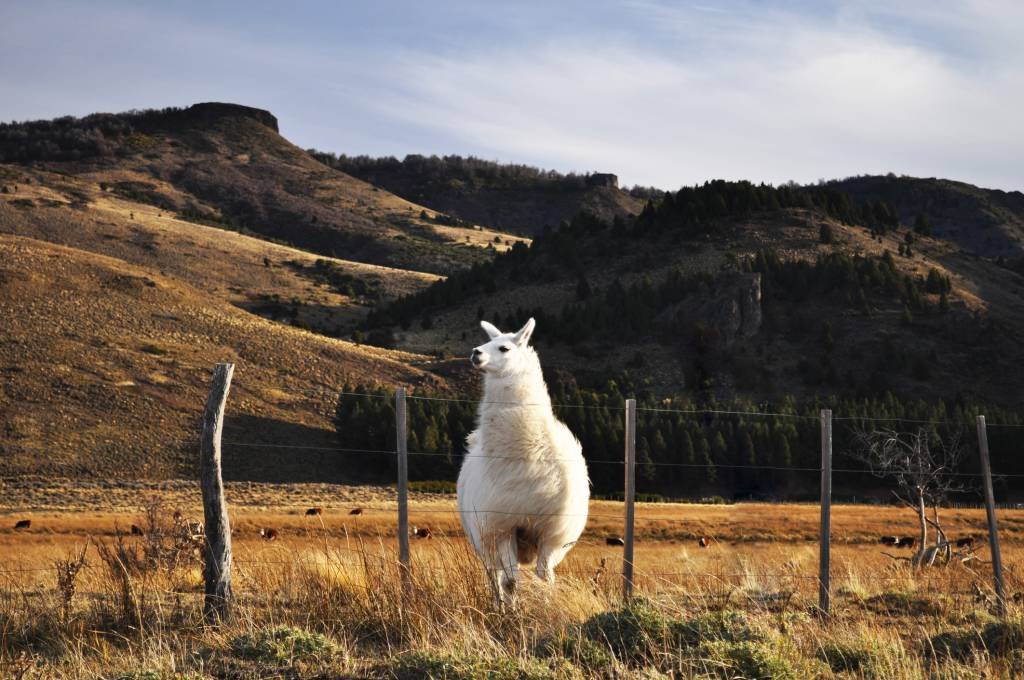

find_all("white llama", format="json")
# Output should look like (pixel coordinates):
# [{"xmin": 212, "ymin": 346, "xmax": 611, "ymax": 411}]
[{"xmin": 457, "ymin": 318, "xmax": 590, "ymax": 604}]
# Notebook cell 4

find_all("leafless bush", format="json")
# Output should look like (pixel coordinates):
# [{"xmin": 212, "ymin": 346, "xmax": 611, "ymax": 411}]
[
  {"xmin": 93, "ymin": 498, "xmax": 202, "ymax": 630},
  {"xmin": 54, "ymin": 540, "xmax": 89, "ymax": 622},
  {"xmin": 849, "ymin": 427, "xmax": 974, "ymax": 567}
]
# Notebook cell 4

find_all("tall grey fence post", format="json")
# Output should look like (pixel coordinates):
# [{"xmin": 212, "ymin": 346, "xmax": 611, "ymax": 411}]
[
  {"xmin": 818, "ymin": 409, "xmax": 832, "ymax": 618},
  {"xmin": 623, "ymin": 398, "xmax": 637, "ymax": 601},
  {"xmin": 976, "ymin": 415, "xmax": 1007, "ymax": 617},
  {"xmin": 200, "ymin": 362, "xmax": 234, "ymax": 623},
  {"xmin": 396, "ymin": 387, "xmax": 411, "ymax": 591}
]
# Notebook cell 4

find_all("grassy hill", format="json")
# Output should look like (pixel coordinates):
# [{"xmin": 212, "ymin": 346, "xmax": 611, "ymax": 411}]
[
  {"xmin": 0, "ymin": 103, "xmax": 528, "ymax": 276},
  {"xmin": 0, "ymin": 232, "xmax": 455, "ymax": 482},
  {"xmin": 311, "ymin": 152, "xmax": 647, "ymax": 236},
  {"xmin": 0, "ymin": 104, "xmax": 514, "ymax": 483}
]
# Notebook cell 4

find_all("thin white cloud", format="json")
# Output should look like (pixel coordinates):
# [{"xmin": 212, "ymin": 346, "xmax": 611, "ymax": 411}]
[{"xmin": 368, "ymin": 1, "xmax": 1024, "ymax": 190}]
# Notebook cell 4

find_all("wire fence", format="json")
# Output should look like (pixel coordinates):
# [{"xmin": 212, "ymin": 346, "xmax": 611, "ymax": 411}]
[{"xmin": 4, "ymin": 381, "xmax": 1021, "ymax": 620}]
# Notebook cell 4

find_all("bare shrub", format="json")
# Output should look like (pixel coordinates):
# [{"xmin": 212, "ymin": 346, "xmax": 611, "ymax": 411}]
[
  {"xmin": 54, "ymin": 540, "xmax": 89, "ymax": 622},
  {"xmin": 849, "ymin": 427, "xmax": 971, "ymax": 567}
]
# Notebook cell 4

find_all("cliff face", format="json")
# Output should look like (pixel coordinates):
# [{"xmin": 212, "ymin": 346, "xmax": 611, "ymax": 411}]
[{"xmin": 696, "ymin": 272, "xmax": 763, "ymax": 349}]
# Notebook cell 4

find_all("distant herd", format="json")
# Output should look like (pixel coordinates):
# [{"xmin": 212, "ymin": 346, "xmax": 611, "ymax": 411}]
[{"xmin": 8, "ymin": 513, "xmax": 976, "ymax": 553}]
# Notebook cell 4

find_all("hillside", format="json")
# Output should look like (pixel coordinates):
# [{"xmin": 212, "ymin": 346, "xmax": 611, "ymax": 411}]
[
  {"xmin": 830, "ymin": 174, "xmax": 1024, "ymax": 260},
  {"xmin": 0, "ymin": 162, "xmax": 441, "ymax": 339},
  {"xmin": 365, "ymin": 181, "xmax": 1024, "ymax": 407},
  {"xmin": 0, "ymin": 103, "xmax": 528, "ymax": 276},
  {"xmin": 311, "ymin": 152, "xmax": 647, "ymax": 236},
  {"xmin": 0, "ymin": 233, "xmax": 454, "ymax": 482},
  {"xmin": 0, "ymin": 103, "xmax": 525, "ymax": 483}
]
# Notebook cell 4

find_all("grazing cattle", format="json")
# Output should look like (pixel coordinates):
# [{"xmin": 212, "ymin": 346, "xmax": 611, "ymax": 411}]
[
  {"xmin": 879, "ymin": 536, "xmax": 899, "ymax": 546},
  {"xmin": 698, "ymin": 537, "xmax": 711, "ymax": 548},
  {"xmin": 305, "ymin": 507, "xmax": 323, "ymax": 516},
  {"xmin": 130, "ymin": 524, "xmax": 145, "ymax": 536},
  {"xmin": 259, "ymin": 528, "xmax": 279, "ymax": 541},
  {"xmin": 605, "ymin": 536, "xmax": 625, "ymax": 546},
  {"xmin": 14, "ymin": 519, "xmax": 31, "ymax": 530},
  {"xmin": 955, "ymin": 537, "xmax": 975, "ymax": 549},
  {"xmin": 349, "ymin": 508, "xmax": 363, "ymax": 516},
  {"xmin": 412, "ymin": 526, "xmax": 433, "ymax": 539},
  {"xmin": 898, "ymin": 537, "xmax": 917, "ymax": 549}
]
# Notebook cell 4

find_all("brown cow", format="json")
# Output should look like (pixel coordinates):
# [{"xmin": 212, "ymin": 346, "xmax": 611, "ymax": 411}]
[
  {"xmin": 605, "ymin": 536, "xmax": 625, "ymax": 546},
  {"xmin": 412, "ymin": 526, "xmax": 433, "ymax": 539},
  {"xmin": 879, "ymin": 536, "xmax": 899, "ymax": 546},
  {"xmin": 14, "ymin": 519, "xmax": 31, "ymax": 530},
  {"xmin": 260, "ymin": 528, "xmax": 279, "ymax": 541},
  {"xmin": 698, "ymin": 537, "xmax": 711, "ymax": 548},
  {"xmin": 898, "ymin": 537, "xmax": 917, "ymax": 549},
  {"xmin": 349, "ymin": 508, "xmax": 364, "ymax": 516},
  {"xmin": 955, "ymin": 537, "xmax": 975, "ymax": 549},
  {"xmin": 305, "ymin": 507, "xmax": 323, "ymax": 516}
]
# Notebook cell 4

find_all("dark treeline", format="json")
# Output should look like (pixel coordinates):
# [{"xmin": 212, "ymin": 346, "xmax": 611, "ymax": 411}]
[
  {"xmin": 311, "ymin": 150, "xmax": 663, "ymax": 200},
  {"xmin": 632, "ymin": 179, "xmax": 900, "ymax": 237},
  {"xmin": 0, "ymin": 104, "xmax": 277, "ymax": 163},
  {"xmin": 311, "ymin": 151, "xmax": 611, "ymax": 193},
  {"xmin": 334, "ymin": 383, "xmax": 1024, "ymax": 501}
]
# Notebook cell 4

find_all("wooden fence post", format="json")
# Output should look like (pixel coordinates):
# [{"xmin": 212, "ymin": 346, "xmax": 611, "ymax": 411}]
[
  {"xmin": 396, "ymin": 387, "xmax": 411, "ymax": 591},
  {"xmin": 200, "ymin": 362, "xmax": 234, "ymax": 623},
  {"xmin": 818, "ymin": 409, "xmax": 832, "ymax": 618},
  {"xmin": 623, "ymin": 398, "xmax": 637, "ymax": 601},
  {"xmin": 976, "ymin": 415, "xmax": 1007, "ymax": 617}
]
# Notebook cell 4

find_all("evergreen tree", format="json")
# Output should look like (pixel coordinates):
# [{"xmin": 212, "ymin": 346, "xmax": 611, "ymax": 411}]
[
  {"xmin": 741, "ymin": 432, "xmax": 756, "ymax": 466},
  {"xmin": 576, "ymin": 275, "xmax": 592, "ymax": 301},
  {"xmin": 914, "ymin": 213, "xmax": 932, "ymax": 235},
  {"xmin": 819, "ymin": 223, "xmax": 835, "ymax": 244}
]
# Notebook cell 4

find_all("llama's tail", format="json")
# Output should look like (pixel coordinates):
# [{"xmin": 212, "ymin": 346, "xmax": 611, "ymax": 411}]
[{"xmin": 515, "ymin": 526, "xmax": 538, "ymax": 564}]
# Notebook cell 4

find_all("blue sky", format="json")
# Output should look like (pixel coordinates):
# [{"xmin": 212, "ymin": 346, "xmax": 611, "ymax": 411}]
[{"xmin": 1, "ymin": 1, "xmax": 1021, "ymax": 191}]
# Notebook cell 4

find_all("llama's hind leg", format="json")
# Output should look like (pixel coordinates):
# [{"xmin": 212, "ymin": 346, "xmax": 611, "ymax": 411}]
[
  {"xmin": 495, "ymin": 533, "xmax": 520, "ymax": 606},
  {"xmin": 536, "ymin": 540, "xmax": 573, "ymax": 583}
]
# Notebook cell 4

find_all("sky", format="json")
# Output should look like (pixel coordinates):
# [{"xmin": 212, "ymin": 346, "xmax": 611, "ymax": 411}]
[{"xmin": 1, "ymin": 0, "xmax": 1021, "ymax": 191}]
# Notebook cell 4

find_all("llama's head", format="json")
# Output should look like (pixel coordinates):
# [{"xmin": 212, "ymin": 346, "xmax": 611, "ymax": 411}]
[{"xmin": 471, "ymin": 318, "xmax": 536, "ymax": 374}]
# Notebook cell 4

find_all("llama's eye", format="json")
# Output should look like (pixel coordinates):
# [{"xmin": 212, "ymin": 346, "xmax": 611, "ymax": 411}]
[{"xmin": 499, "ymin": 346, "xmax": 511, "ymax": 353}]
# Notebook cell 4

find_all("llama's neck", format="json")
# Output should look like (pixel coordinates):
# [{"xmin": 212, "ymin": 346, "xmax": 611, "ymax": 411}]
[{"xmin": 480, "ymin": 350, "xmax": 552, "ymax": 416}]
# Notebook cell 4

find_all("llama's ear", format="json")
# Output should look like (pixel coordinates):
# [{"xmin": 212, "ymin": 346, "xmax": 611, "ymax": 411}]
[
  {"xmin": 480, "ymin": 320, "xmax": 501, "ymax": 339},
  {"xmin": 513, "ymin": 318, "xmax": 535, "ymax": 346}
]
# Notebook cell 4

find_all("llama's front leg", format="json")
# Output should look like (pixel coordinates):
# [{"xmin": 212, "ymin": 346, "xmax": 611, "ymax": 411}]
[{"xmin": 535, "ymin": 546, "xmax": 556, "ymax": 583}]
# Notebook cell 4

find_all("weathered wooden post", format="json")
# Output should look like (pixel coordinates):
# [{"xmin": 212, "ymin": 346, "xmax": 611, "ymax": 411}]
[
  {"xmin": 200, "ymin": 362, "xmax": 234, "ymax": 623},
  {"xmin": 396, "ymin": 387, "xmax": 411, "ymax": 592},
  {"xmin": 818, "ymin": 409, "xmax": 832, "ymax": 618},
  {"xmin": 976, "ymin": 415, "xmax": 1007, "ymax": 617},
  {"xmin": 623, "ymin": 398, "xmax": 637, "ymax": 601}
]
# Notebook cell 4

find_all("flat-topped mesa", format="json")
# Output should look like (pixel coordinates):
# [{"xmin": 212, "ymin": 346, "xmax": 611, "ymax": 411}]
[
  {"xmin": 586, "ymin": 173, "xmax": 618, "ymax": 189},
  {"xmin": 180, "ymin": 103, "xmax": 279, "ymax": 132}
]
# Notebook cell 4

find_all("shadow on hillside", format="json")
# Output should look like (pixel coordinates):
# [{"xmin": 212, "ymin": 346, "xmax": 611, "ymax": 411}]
[{"xmin": 220, "ymin": 414, "xmax": 390, "ymax": 484}]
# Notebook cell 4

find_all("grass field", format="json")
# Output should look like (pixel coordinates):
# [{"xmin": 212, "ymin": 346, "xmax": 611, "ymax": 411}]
[{"xmin": 1, "ymin": 484, "xmax": 1022, "ymax": 678}]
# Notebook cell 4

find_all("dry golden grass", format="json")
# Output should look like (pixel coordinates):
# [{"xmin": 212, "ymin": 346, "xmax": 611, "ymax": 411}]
[
  {"xmin": 2, "ymin": 490, "xmax": 1022, "ymax": 677},
  {"xmin": 0, "ymin": 234, "xmax": 453, "ymax": 481}
]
